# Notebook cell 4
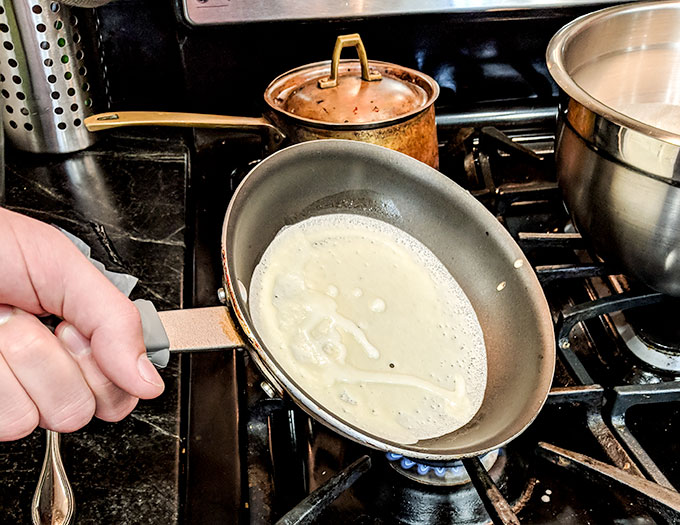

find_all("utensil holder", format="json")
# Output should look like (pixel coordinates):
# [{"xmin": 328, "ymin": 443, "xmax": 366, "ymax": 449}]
[{"xmin": 0, "ymin": 1, "xmax": 100, "ymax": 153}]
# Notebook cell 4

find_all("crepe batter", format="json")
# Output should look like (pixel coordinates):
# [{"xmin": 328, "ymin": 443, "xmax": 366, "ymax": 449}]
[{"xmin": 249, "ymin": 213, "xmax": 487, "ymax": 444}]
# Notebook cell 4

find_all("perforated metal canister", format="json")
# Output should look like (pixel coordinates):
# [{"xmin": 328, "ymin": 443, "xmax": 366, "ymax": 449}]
[{"xmin": 0, "ymin": 1, "xmax": 99, "ymax": 153}]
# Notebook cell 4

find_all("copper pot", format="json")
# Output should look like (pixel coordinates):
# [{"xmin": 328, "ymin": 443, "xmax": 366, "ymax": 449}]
[{"xmin": 84, "ymin": 34, "xmax": 440, "ymax": 168}]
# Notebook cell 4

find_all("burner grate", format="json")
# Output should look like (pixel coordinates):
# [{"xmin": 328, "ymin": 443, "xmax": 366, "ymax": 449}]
[{"xmin": 188, "ymin": 123, "xmax": 680, "ymax": 523}]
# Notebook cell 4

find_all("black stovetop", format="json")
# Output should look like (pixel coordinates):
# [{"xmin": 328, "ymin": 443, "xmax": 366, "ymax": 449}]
[
  {"xmin": 181, "ymin": 123, "xmax": 680, "ymax": 524},
  {"xmin": 0, "ymin": 131, "xmax": 189, "ymax": 524}
]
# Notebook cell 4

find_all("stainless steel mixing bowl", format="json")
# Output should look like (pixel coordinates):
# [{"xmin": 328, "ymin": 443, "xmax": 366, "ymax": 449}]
[{"xmin": 546, "ymin": 1, "xmax": 680, "ymax": 296}]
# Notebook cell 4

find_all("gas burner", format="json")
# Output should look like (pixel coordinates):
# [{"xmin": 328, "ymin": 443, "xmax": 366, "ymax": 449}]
[
  {"xmin": 612, "ymin": 311, "xmax": 680, "ymax": 373},
  {"xmin": 604, "ymin": 294, "xmax": 680, "ymax": 374},
  {"xmin": 386, "ymin": 449, "xmax": 501, "ymax": 486}
]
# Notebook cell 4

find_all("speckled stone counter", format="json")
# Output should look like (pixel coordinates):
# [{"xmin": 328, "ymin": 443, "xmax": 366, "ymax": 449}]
[{"xmin": 0, "ymin": 131, "xmax": 189, "ymax": 524}]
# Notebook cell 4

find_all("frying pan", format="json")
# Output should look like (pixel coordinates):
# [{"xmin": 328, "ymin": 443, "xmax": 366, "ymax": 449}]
[{"xmin": 139, "ymin": 139, "xmax": 555, "ymax": 461}]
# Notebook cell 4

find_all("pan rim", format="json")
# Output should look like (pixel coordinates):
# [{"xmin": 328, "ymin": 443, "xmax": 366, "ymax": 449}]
[{"xmin": 221, "ymin": 139, "xmax": 556, "ymax": 461}]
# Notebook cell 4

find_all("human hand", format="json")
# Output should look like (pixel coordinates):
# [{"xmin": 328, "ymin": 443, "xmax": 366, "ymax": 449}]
[{"xmin": 0, "ymin": 207, "xmax": 164, "ymax": 441}]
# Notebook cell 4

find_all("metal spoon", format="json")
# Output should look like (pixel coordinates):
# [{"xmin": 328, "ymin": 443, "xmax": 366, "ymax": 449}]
[{"xmin": 31, "ymin": 430, "xmax": 75, "ymax": 525}]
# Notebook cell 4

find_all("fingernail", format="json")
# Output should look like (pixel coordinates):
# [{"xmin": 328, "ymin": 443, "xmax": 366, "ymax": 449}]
[
  {"xmin": 137, "ymin": 354, "xmax": 164, "ymax": 388},
  {"xmin": 59, "ymin": 325, "xmax": 91, "ymax": 356},
  {"xmin": 0, "ymin": 305, "xmax": 12, "ymax": 326}
]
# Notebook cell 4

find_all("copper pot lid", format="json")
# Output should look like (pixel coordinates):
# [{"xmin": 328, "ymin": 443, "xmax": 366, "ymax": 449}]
[{"xmin": 264, "ymin": 34, "xmax": 439, "ymax": 129}]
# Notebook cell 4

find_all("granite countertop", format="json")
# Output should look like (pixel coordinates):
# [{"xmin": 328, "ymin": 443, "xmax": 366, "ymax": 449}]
[{"xmin": 0, "ymin": 131, "xmax": 189, "ymax": 524}]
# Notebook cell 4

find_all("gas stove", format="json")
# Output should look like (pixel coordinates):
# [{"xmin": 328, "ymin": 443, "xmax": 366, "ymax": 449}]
[
  {"xmin": 0, "ymin": 2, "xmax": 674, "ymax": 523},
  {"xmin": 178, "ymin": 110, "xmax": 680, "ymax": 524}
]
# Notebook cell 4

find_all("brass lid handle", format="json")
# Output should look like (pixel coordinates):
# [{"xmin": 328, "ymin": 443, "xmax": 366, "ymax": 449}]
[{"xmin": 318, "ymin": 34, "xmax": 382, "ymax": 89}]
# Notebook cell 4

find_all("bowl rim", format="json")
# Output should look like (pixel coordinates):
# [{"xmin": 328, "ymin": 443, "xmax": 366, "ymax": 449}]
[{"xmin": 546, "ymin": 0, "xmax": 680, "ymax": 147}]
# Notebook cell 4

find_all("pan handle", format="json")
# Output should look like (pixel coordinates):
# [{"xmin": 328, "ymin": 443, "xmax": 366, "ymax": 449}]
[
  {"xmin": 134, "ymin": 299, "xmax": 246, "ymax": 368},
  {"xmin": 84, "ymin": 111, "xmax": 286, "ymax": 145}
]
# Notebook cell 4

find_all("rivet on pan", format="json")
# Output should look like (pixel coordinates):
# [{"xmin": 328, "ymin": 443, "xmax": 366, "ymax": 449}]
[
  {"xmin": 513, "ymin": 259, "xmax": 524, "ymax": 269},
  {"xmin": 496, "ymin": 281, "xmax": 506, "ymax": 292},
  {"xmin": 217, "ymin": 287, "xmax": 228, "ymax": 304},
  {"xmin": 260, "ymin": 382, "xmax": 276, "ymax": 398},
  {"xmin": 559, "ymin": 339, "xmax": 570, "ymax": 349}
]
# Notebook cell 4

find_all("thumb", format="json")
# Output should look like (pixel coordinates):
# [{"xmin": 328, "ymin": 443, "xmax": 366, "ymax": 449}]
[{"xmin": 87, "ymin": 298, "xmax": 165, "ymax": 399}]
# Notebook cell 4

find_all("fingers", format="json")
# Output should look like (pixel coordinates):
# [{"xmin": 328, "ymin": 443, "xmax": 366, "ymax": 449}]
[
  {"xmin": 0, "ymin": 305, "xmax": 95, "ymax": 433},
  {"xmin": 0, "ymin": 352, "xmax": 39, "ymax": 441},
  {"xmin": 0, "ymin": 307, "xmax": 140, "ymax": 439},
  {"xmin": 56, "ymin": 322, "xmax": 138, "ymax": 422},
  {"xmin": 0, "ymin": 208, "xmax": 164, "ymax": 399}
]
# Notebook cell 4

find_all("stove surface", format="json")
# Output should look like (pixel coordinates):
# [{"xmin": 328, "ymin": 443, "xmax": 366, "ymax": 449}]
[{"xmin": 181, "ymin": 121, "xmax": 680, "ymax": 524}]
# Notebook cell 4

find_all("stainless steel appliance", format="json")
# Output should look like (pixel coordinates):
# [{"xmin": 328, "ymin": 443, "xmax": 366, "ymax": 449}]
[{"xmin": 181, "ymin": 0, "xmax": 626, "ymax": 25}]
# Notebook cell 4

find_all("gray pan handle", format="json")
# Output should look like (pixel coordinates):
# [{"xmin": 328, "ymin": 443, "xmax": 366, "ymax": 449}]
[
  {"xmin": 134, "ymin": 299, "xmax": 171, "ymax": 368},
  {"xmin": 133, "ymin": 299, "xmax": 246, "ymax": 368}
]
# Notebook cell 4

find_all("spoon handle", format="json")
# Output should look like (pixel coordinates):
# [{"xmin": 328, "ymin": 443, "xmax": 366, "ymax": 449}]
[{"xmin": 31, "ymin": 430, "xmax": 75, "ymax": 525}]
